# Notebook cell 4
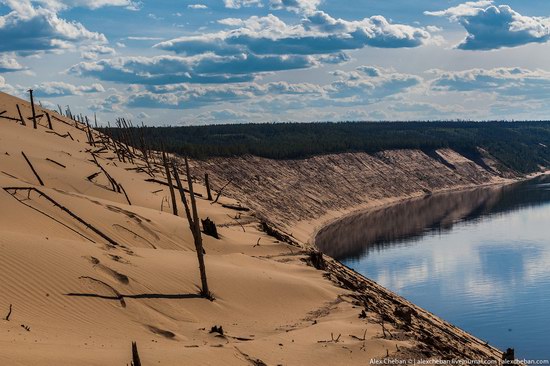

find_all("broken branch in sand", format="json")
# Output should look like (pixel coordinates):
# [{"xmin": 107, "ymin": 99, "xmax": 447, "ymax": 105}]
[
  {"xmin": 222, "ymin": 203, "xmax": 250, "ymax": 212},
  {"xmin": 16, "ymin": 105, "xmax": 25, "ymax": 126},
  {"xmin": 349, "ymin": 329, "xmax": 368, "ymax": 341},
  {"xmin": 226, "ymin": 214, "xmax": 245, "ymax": 232},
  {"xmin": 317, "ymin": 333, "xmax": 341, "ymax": 343},
  {"xmin": 45, "ymin": 130, "xmax": 72, "ymax": 140},
  {"xmin": 3, "ymin": 188, "xmax": 96, "ymax": 243},
  {"xmin": 86, "ymin": 171, "xmax": 101, "ymax": 181},
  {"xmin": 4, "ymin": 187, "xmax": 120, "ymax": 247},
  {"xmin": 4, "ymin": 304, "xmax": 12, "ymax": 321},
  {"xmin": 45, "ymin": 158, "xmax": 66, "ymax": 168},
  {"xmin": 21, "ymin": 151, "xmax": 44, "ymax": 186},
  {"xmin": 378, "ymin": 320, "xmax": 393, "ymax": 339},
  {"xmin": 1, "ymin": 171, "xmax": 19, "ymax": 180},
  {"xmin": 119, "ymin": 183, "xmax": 132, "ymax": 206},
  {"xmin": 260, "ymin": 221, "xmax": 300, "ymax": 247},
  {"xmin": 91, "ymin": 153, "xmax": 120, "ymax": 193},
  {"xmin": 0, "ymin": 114, "xmax": 21, "ymax": 122},
  {"xmin": 212, "ymin": 179, "xmax": 233, "ymax": 204}
]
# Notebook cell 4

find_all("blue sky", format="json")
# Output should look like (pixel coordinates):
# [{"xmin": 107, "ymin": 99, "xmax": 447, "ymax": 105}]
[{"xmin": 2, "ymin": 0, "xmax": 550, "ymax": 124}]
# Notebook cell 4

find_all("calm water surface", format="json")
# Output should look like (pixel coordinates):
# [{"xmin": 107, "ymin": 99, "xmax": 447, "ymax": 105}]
[{"xmin": 316, "ymin": 176, "xmax": 550, "ymax": 359}]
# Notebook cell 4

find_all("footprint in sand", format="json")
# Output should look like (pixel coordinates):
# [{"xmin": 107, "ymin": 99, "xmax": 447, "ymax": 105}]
[
  {"xmin": 83, "ymin": 256, "xmax": 130, "ymax": 285},
  {"xmin": 146, "ymin": 325, "xmax": 176, "ymax": 339}
]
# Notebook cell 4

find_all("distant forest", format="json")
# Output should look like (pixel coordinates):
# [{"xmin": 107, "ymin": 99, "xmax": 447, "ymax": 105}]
[{"xmin": 101, "ymin": 121, "xmax": 550, "ymax": 174}]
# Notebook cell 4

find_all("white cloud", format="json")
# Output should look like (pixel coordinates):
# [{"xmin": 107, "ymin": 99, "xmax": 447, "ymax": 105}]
[
  {"xmin": 0, "ymin": 1, "xmax": 107, "ymax": 54},
  {"xmin": 124, "ymin": 66, "xmax": 420, "ymax": 111},
  {"xmin": 188, "ymin": 4, "xmax": 207, "ymax": 9},
  {"xmin": 223, "ymin": 0, "xmax": 262, "ymax": 9},
  {"xmin": 80, "ymin": 44, "xmax": 116, "ymax": 59},
  {"xmin": 426, "ymin": 1, "xmax": 550, "ymax": 50},
  {"xmin": 269, "ymin": 0, "xmax": 320, "ymax": 14},
  {"xmin": 430, "ymin": 67, "xmax": 550, "ymax": 100},
  {"xmin": 33, "ymin": 81, "xmax": 105, "ymax": 97},
  {"xmin": 32, "ymin": 0, "xmax": 142, "ymax": 11},
  {"xmin": 89, "ymin": 93, "xmax": 125, "ymax": 112},
  {"xmin": 126, "ymin": 36, "xmax": 164, "ymax": 41},
  {"xmin": 0, "ymin": 75, "xmax": 18, "ymax": 95},
  {"xmin": 425, "ymin": 1, "xmax": 494, "ymax": 20},
  {"xmin": 0, "ymin": 54, "xmax": 26, "ymax": 72},
  {"xmin": 68, "ymin": 53, "xmax": 317, "ymax": 85},
  {"xmin": 156, "ymin": 12, "xmax": 432, "ymax": 60}
]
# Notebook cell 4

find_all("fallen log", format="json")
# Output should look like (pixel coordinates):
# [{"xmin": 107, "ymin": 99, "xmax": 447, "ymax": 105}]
[{"xmin": 222, "ymin": 203, "xmax": 250, "ymax": 212}]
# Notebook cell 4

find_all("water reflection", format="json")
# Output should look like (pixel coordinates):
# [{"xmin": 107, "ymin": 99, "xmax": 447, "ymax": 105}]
[
  {"xmin": 316, "ymin": 176, "xmax": 550, "ymax": 260},
  {"xmin": 316, "ymin": 176, "xmax": 550, "ymax": 358}
]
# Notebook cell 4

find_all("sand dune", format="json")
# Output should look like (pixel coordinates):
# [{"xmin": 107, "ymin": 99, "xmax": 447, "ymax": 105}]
[{"xmin": 0, "ymin": 91, "xmax": 503, "ymax": 364}]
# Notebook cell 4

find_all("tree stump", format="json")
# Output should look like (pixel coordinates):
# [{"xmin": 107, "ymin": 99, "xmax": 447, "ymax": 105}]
[{"xmin": 202, "ymin": 217, "xmax": 219, "ymax": 239}]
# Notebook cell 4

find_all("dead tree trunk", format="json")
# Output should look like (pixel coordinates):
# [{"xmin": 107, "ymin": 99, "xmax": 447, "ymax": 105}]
[
  {"xmin": 201, "ymin": 217, "xmax": 219, "ymax": 239},
  {"xmin": 45, "ymin": 113, "xmax": 53, "ymax": 130},
  {"xmin": 205, "ymin": 173, "xmax": 213, "ymax": 201},
  {"xmin": 162, "ymin": 151, "xmax": 178, "ymax": 216},
  {"xmin": 16, "ymin": 104, "xmax": 25, "ymax": 126},
  {"xmin": 28, "ymin": 89, "xmax": 37, "ymax": 129},
  {"xmin": 172, "ymin": 160, "xmax": 211, "ymax": 299},
  {"xmin": 131, "ymin": 341, "xmax": 141, "ymax": 366},
  {"xmin": 185, "ymin": 157, "xmax": 210, "ymax": 298}
]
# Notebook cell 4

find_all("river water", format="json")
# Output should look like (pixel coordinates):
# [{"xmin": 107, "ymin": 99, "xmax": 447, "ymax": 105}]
[{"xmin": 316, "ymin": 176, "xmax": 550, "ymax": 359}]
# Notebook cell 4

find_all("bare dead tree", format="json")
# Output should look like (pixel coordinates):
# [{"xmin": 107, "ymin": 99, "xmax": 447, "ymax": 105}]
[
  {"xmin": 162, "ymin": 151, "xmax": 178, "ymax": 216},
  {"xmin": 130, "ymin": 341, "xmax": 141, "ymax": 366},
  {"xmin": 205, "ymin": 173, "xmax": 213, "ymax": 201},
  {"xmin": 28, "ymin": 89, "xmax": 38, "ymax": 129},
  {"xmin": 172, "ymin": 159, "xmax": 211, "ymax": 299}
]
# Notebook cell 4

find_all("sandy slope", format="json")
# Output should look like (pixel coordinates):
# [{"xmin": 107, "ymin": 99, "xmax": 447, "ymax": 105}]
[
  {"xmin": 194, "ymin": 147, "xmax": 513, "ymax": 244},
  {"xmin": 0, "ymin": 91, "xmax": 502, "ymax": 365}
]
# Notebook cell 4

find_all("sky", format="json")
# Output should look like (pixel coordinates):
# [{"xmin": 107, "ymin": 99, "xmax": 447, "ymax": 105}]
[{"xmin": 2, "ymin": 0, "xmax": 550, "ymax": 125}]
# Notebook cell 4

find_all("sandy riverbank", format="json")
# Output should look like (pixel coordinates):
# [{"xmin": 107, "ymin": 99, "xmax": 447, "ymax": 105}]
[{"xmin": 0, "ymin": 91, "xmax": 508, "ymax": 364}]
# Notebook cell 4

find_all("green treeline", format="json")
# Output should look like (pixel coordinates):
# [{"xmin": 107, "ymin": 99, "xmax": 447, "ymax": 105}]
[{"xmin": 101, "ymin": 121, "xmax": 550, "ymax": 174}]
